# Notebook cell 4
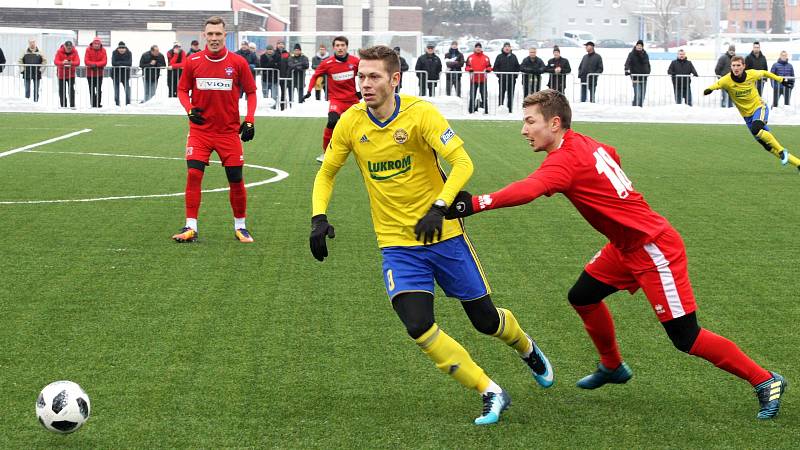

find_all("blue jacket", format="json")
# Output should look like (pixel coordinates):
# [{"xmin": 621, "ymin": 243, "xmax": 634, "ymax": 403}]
[{"xmin": 770, "ymin": 59, "xmax": 794, "ymax": 88}]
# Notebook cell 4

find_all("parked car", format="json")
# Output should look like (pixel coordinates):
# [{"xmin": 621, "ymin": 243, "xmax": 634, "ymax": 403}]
[
  {"xmin": 540, "ymin": 38, "xmax": 579, "ymax": 48},
  {"xmin": 596, "ymin": 39, "xmax": 630, "ymax": 48},
  {"xmin": 563, "ymin": 30, "xmax": 595, "ymax": 46},
  {"xmin": 485, "ymin": 39, "xmax": 521, "ymax": 52}
]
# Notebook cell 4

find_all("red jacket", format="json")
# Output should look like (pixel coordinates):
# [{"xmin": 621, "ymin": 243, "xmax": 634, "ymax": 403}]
[
  {"xmin": 168, "ymin": 49, "xmax": 185, "ymax": 69},
  {"xmin": 54, "ymin": 44, "xmax": 80, "ymax": 79},
  {"xmin": 84, "ymin": 37, "xmax": 107, "ymax": 77},
  {"xmin": 465, "ymin": 52, "xmax": 492, "ymax": 83}
]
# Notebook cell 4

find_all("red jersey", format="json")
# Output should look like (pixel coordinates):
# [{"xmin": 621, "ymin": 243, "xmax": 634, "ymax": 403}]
[
  {"xmin": 306, "ymin": 54, "xmax": 359, "ymax": 103},
  {"xmin": 475, "ymin": 129, "xmax": 669, "ymax": 251},
  {"xmin": 178, "ymin": 48, "xmax": 257, "ymax": 135}
]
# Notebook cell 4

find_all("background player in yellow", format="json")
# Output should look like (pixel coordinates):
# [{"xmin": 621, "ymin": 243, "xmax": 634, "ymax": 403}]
[
  {"xmin": 309, "ymin": 45, "xmax": 553, "ymax": 425},
  {"xmin": 704, "ymin": 55, "xmax": 797, "ymax": 172}
]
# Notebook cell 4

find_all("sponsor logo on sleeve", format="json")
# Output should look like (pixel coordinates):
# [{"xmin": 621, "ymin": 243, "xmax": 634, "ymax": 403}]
[
  {"xmin": 440, "ymin": 127, "xmax": 455, "ymax": 145},
  {"xmin": 196, "ymin": 78, "xmax": 233, "ymax": 90},
  {"xmin": 477, "ymin": 194, "xmax": 492, "ymax": 210}
]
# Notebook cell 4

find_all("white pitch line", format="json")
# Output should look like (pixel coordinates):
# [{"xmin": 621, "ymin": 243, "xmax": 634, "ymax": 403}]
[
  {"xmin": 0, "ymin": 151, "xmax": 289, "ymax": 205},
  {"xmin": 0, "ymin": 129, "xmax": 92, "ymax": 158}
]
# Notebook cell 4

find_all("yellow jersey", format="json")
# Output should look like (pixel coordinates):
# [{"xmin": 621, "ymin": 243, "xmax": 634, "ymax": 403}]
[
  {"xmin": 312, "ymin": 94, "xmax": 473, "ymax": 248},
  {"xmin": 708, "ymin": 69, "xmax": 783, "ymax": 117}
]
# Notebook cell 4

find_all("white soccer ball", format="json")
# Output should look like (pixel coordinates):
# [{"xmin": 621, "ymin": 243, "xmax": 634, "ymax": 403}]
[{"xmin": 35, "ymin": 381, "xmax": 91, "ymax": 434}]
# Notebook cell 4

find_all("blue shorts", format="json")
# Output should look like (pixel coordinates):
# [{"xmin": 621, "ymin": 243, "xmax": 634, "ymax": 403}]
[
  {"xmin": 380, "ymin": 235, "xmax": 491, "ymax": 301},
  {"xmin": 744, "ymin": 105, "xmax": 770, "ymax": 133}
]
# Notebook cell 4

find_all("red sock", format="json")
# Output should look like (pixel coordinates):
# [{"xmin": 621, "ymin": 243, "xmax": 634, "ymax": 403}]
[
  {"xmin": 229, "ymin": 180, "xmax": 247, "ymax": 219},
  {"xmin": 689, "ymin": 328, "xmax": 771, "ymax": 386},
  {"xmin": 322, "ymin": 127, "xmax": 333, "ymax": 152},
  {"xmin": 185, "ymin": 168, "xmax": 204, "ymax": 221},
  {"xmin": 572, "ymin": 302, "xmax": 622, "ymax": 369}
]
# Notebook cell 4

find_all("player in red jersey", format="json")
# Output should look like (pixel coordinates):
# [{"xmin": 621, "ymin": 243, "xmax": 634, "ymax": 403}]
[
  {"xmin": 172, "ymin": 16, "xmax": 258, "ymax": 244},
  {"xmin": 303, "ymin": 36, "xmax": 360, "ymax": 163},
  {"xmin": 445, "ymin": 89, "xmax": 786, "ymax": 420}
]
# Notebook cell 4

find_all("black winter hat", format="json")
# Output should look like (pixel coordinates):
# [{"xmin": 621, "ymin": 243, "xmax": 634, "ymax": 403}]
[
  {"xmin": 293, "ymin": 43, "xmax": 302, "ymax": 50},
  {"xmin": 117, "ymin": 41, "xmax": 126, "ymax": 48},
  {"xmin": 636, "ymin": 39, "xmax": 644, "ymax": 46}
]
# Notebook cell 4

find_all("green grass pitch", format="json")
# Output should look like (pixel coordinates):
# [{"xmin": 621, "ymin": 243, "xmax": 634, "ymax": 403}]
[{"xmin": 1, "ymin": 113, "xmax": 798, "ymax": 448}]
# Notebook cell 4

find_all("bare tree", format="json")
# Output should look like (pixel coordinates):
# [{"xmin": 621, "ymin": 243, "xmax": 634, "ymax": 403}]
[
  {"xmin": 630, "ymin": 0, "xmax": 705, "ymax": 50},
  {"xmin": 499, "ymin": 0, "xmax": 551, "ymax": 39},
  {"xmin": 772, "ymin": 0, "xmax": 786, "ymax": 34}
]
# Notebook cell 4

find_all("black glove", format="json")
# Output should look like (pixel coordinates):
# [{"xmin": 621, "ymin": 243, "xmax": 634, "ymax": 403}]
[
  {"xmin": 303, "ymin": 91, "xmax": 311, "ymax": 100},
  {"xmin": 703, "ymin": 89, "xmax": 713, "ymax": 96},
  {"xmin": 624, "ymin": 70, "xmax": 631, "ymax": 76},
  {"xmin": 356, "ymin": 91, "xmax": 363, "ymax": 100},
  {"xmin": 781, "ymin": 78, "xmax": 795, "ymax": 88},
  {"xmin": 414, "ymin": 203, "xmax": 447, "ymax": 244},
  {"xmin": 239, "ymin": 121, "xmax": 255, "ymax": 142},
  {"xmin": 188, "ymin": 107, "xmax": 205, "ymax": 125},
  {"xmin": 445, "ymin": 191, "xmax": 474, "ymax": 220},
  {"xmin": 310, "ymin": 214, "xmax": 335, "ymax": 261}
]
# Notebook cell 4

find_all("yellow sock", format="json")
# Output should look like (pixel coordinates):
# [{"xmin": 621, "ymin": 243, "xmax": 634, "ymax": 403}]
[
  {"xmin": 415, "ymin": 324, "xmax": 490, "ymax": 392},
  {"xmin": 493, "ymin": 308, "xmax": 533, "ymax": 355},
  {"xmin": 787, "ymin": 154, "xmax": 800, "ymax": 168},
  {"xmin": 756, "ymin": 130, "xmax": 785, "ymax": 158}
]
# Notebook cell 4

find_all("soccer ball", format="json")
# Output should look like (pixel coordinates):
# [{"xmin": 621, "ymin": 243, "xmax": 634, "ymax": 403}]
[{"xmin": 35, "ymin": 381, "xmax": 91, "ymax": 433}]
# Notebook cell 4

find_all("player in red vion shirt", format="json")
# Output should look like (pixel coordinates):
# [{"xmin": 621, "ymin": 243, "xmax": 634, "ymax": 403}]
[
  {"xmin": 173, "ymin": 16, "xmax": 258, "ymax": 244},
  {"xmin": 303, "ymin": 36, "xmax": 360, "ymax": 163},
  {"xmin": 446, "ymin": 90, "xmax": 786, "ymax": 420}
]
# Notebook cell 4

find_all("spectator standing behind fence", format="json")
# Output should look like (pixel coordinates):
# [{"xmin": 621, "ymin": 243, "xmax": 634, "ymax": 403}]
[
  {"xmin": 494, "ymin": 42, "xmax": 520, "ymax": 113},
  {"xmin": 415, "ymin": 44, "xmax": 442, "ymax": 96},
  {"xmin": 770, "ymin": 51, "xmax": 794, "ymax": 107},
  {"xmin": 745, "ymin": 42, "xmax": 768, "ymax": 96},
  {"xmin": 188, "ymin": 40, "xmax": 201, "ymax": 56},
  {"xmin": 545, "ymin": 46, "xmax": 570, "ymax": 94},
  {"xmin": 84, "ymin": 37, "xmax": 107, "ymax": 108},
  {"xmin": 466, "ymin": 42, "xmax": 491, "ymax": 114},
  {"xmin": 667, "ymin": 49, "xmax": 698, "ymax": 106},
  {"xmin": 394, "ymin": 46, "xmax": 409, "ymax": 93},
  {"xmin": 19, "ymin": 39, "xmax": 46, "ymax": 102},
  {"xmin": 139, "ymin": 45, "xmax": 166, "ymax": 103},
  {"xmin": 111, "ymin": 41, "xmax": 132, "ymax": 106},
  {"xmin": 167, "ymin": 42, "xmax": 186, "ymax": 98},
  {"xmin": 312, "ymin": 44, "xmax": 329, "ymax": 100},
  {"xmin": 260, "ymin": 45, "xmax": 279, "ymax": 108},
  {"xmin": 578, "ymin": 41, "xmax": 603, "ymax": 103},
  {"xmin": 520, "ymin": 47, "xmax": 545, "ymax": 98},
  {"xmin": 0, "ymin": 46, "xmax": 5, "ymax": 73},
  {"xmin": 54, "ymin": 41, "xmax": 79, "ymax": 108},
  {"xmin": 444, "ymin": 41, "xmax": 464, "ymax": 97},
  {"xmin": 288, "ymin": 44, "xmax": 309, "ymax": 103},
  {"xmin": 275, "ymin": 41, "xmax": 290, "ymax": 110},
  {"xmin": 715, "ymin": 45, "xmax": 735, "ymax": 108},
  {"xmin": 624, "ymin": 40, "xmax": 650, "ymax": 107},
  {"xmin": 236, "ymin": 41, "xmax": 258, "ymax": 99}
]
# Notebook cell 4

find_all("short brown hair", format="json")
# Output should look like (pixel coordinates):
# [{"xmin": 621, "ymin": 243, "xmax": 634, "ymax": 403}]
[
  {"xmin": 205, "ymin": 16, "xmax": 225, "ymax": 28},
  {"xmin": 731, "ymin": 55, "xmax": 745, "ymax": 65},
  {"xmin": 333, "ymin": 36, "xmax": 348, "ymax": 46},
  {"xmin": 522, "ymin": 89, "xmax": 572, "ymax": 129},
  {"xmin": 358, "ymin": 45, "xmax": 401, "ymax": 77}
]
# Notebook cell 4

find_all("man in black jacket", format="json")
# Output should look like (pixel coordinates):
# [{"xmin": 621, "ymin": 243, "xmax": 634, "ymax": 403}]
[
  {"xmin": 393, "ymin": 46, "xmax": 409, "ymax": 93},
  {"xmin": 111, "ymin": 41, "xmax": 132, "ymax": 106},
  {"xmin": 745, "ymin": 41, "xmax": 768, "ymax": 96},
  {"xmin": 519, "ymin": 47, "xmax": 545, "ymax": 97},
  {"xmin": 288, "ymin": 43, "xmax": 309, "ymax": 103},
  {"xmin": 275, "ymin": 41, "xmax": 290, "ymax": 110},
  {"xmin": 545, "ymin": 46, "xmax": 570, "ymax": 94},
  {"xmin": 20, "ymin": 39, "xmax": 46, "ymax": 102},
  {"xmin": 624, "ymin": 40, "xmax": 650, "ymax": 107},
  {"xmin": 714, "ymin": 45, "xmax": 736, "ymax": 107},
  {"xmin": 443, "ymin": 41, "xmax": 464, "ymax": 97},
  {"xmin": 494, "ymin": 42, "xmax": 520, "ymax": 112},
  {"xmin": 667, "ymin": 49, "xmax": 698, "ymax": 106},
  {"xmin": 578, "ymin": 41, "xmax": 603, "ymax": 102},
  {"xmin": 259, "ymin": 45, "xmax": 279, "ymax": 108},
  {"xmin": 0, "ymin": 46, "xmax": 5, "ymax": 73},
  {"xmin": 139, "ymin": 45, "xmax": 166, "ymax": 102},
  {"xmin": 415, "ymin": 44, "xmax": 442, "ymax": 96}
]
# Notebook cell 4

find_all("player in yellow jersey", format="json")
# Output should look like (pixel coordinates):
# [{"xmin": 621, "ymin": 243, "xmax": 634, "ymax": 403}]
[
  {"xmin": 704, "ymin": 55, "xmax": 798, "ymax": 172},
  {"xmin": 309, "ymin": 45, "xmax": 554, "ymax": 425}
]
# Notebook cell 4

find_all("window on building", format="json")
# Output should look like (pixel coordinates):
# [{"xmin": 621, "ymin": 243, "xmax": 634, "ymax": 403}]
[
  {"xmin": 679, "ymin": 0, "xmax": 688, "ymax": 6},
  {"xmin": 743, "ymin": 0, "xmax": 752, "ymax": 9},
  {"xmin": 594, "ymin": 0, "xmax": 603, "ymax": 5},
  {"xmin": 620, "ymin": 18, "xmax": 629, "ymax": 25},
  {"xmin": 577, "ymin": 0, "xmax": 586, "ymax": 5},
  {"xmin": 568, "ymin": 17, "xmax": 577, "ymax": 25},
  {"xmin": 603, "ymin": 18, "xmax": 612, "ymax": 25},
  {"xmin": 586, "ymin": 18, "xmax": 594, "ymax": 25},
  {"xmin": 730, "ymin": 0, "xmax": 741, "ymax": 9},
  {"xmin": 789, "ymin": 0, "xmax": 798, "ymax": 6},
  {"xmin": 743, "ymin": 20, "xmax": 753, "ymax": 30},
  {"xmin": 757, "ymin": 0, "xmax": 767, "ymax": 9},
  {"xmin": 612, "ymin": 0, "xmax": 621, "ymax": 6},
  {"xmin": 756, "ymin": 20, "xmax": 767, "ymax": 29}
]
